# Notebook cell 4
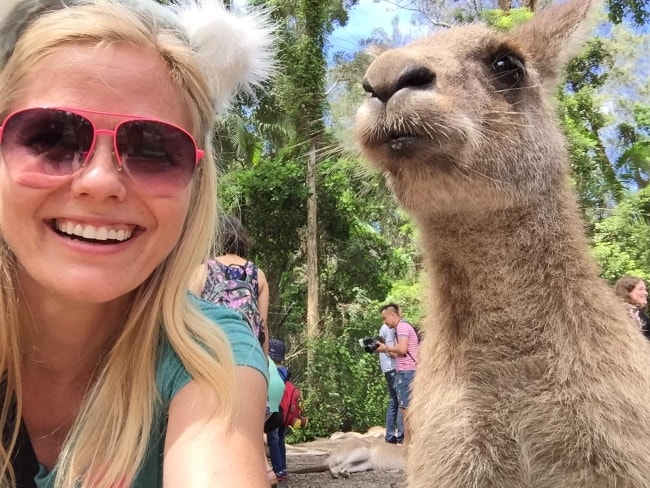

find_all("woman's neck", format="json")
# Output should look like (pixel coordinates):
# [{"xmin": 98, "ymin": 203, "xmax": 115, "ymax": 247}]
[
  {"xmin": 20, "ymin": 290, "xmax": 130, "ymax": 379},
  {"xmin": 216, "ymin": 254, "xmax": 246, "ymax": 265}
]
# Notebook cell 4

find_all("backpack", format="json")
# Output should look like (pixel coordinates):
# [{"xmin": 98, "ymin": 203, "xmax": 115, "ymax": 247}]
[
  {"xmin": 201, "ymin": 260, "xmax": 265, "ymax": 346},
  {"xmin": 412, "ymin": 324, "xmax": 423, "ymax": 344},
  {"xmin": 278, "ymin": 368, "xmax": 307, "ymax": 429}
]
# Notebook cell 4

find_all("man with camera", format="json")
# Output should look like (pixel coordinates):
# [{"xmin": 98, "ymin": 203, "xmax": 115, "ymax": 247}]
[
  {"xmin": 374, "ymin": 303, "xmax": 419, "ymax": 447},
  {"xmin": 377, "ymin": 320, "xmax": 404, "ymax": 444},
  {"xmin": 359, "ymin": 325, "xmax": 403, "ymax": 444}
]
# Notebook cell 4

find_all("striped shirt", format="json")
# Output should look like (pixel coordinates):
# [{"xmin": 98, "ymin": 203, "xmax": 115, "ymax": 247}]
[{"xmin": 395, "ymin": 320, "xmax": 418, "ymax": 371}]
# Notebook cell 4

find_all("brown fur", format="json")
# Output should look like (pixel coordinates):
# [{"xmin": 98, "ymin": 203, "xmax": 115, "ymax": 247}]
[
  {"xmin": 355, "ymin": 1, "xmax": 650, "ymax": 487},
  {"xmin": 291, "ymin": 439, "xmax": 405, "ymax": 478}
]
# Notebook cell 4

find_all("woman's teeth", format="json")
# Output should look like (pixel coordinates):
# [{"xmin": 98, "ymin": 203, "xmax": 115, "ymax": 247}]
[{"xmin": 55, "ymin": 221, "xmax": 133, "ymax": 242}]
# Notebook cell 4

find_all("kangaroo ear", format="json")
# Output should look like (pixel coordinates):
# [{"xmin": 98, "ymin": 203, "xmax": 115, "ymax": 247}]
[{"xmin": 512, "ymin": 0, "xmax": 602, "ymax": 84}]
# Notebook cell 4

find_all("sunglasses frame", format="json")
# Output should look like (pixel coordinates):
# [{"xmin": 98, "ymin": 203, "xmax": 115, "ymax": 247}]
[{"xmin": 0, "ymin": 106, "xmax": 205, "ymax": 190}]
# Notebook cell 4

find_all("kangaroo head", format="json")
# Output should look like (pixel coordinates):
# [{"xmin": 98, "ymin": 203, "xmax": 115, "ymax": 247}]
[{"xmin": 355, "ymin": 0, "xmax": 600, "ymax": 216}]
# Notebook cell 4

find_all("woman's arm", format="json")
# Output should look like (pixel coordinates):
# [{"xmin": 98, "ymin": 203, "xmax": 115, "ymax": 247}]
[
  {"xmin": 163, "ymin": 366, "xmax": 268, "ymax": 487},
  {"xmin": 257, "ymin": 268, "xmax": 270, "ymax": 356}
]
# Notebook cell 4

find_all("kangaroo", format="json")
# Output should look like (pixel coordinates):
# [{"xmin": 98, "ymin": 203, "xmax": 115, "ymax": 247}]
[
  {"xmin": 329, "ymin": 425, "xmax": 386, "ymax": 441},
  {"xmin": 355, "ymin": 1, "xmax": 650, "ymax": 487},
  {"xmin": 291, "ymin": 439, "xmax": 405, "ymax": 478}
]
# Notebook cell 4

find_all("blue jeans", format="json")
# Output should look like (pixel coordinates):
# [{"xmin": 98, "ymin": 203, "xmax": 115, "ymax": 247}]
[
  {"xmin": 384, "ymin": 370, "xmax": 404, "ymax": 443},
  {"xmin": 396, "ymin": 369, "xmax": 415, "ymax": 409},
  {"xmin": 267, "ymin": 425, "xmax": 287, "ymax": 475}
]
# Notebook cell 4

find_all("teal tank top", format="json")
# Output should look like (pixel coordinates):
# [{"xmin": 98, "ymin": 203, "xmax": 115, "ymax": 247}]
[
  {"xmin": 267, "ymin": 357, "xmax": 285, "ymax": 413},
  {"xmin": 34, "ymin": 297, "xmax": 267, "ymax": 488}
]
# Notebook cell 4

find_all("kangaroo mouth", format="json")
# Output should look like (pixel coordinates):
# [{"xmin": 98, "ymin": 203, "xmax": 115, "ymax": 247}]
[
  {"xmin": 360, "ymin": 124, "xmax": 423, "ymax": 148},
  {"xmin": 386, "ymin": 134, "xmax": 417, "ymax": 151},
  {"xmin": 358, "ymin": 113, "xmax": 466, "ymax": 159}
]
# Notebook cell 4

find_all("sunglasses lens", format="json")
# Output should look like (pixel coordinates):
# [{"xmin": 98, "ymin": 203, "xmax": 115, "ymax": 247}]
[
  {"xmin": 0, "ymin": 108, "xmax": 199, "ymax": 193},
  {"xmin": 1, "ymin": 108, "xmax": 91, "ymax": 177},
  {"xmin": 116, "ymin": 120, "xmax": 197, "ymax": 192}
]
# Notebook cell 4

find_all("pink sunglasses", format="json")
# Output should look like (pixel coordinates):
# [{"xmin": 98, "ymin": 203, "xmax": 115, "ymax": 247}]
[{"xmin": 0, "ymin": 107, "xmax": 205, "ymax": 195}]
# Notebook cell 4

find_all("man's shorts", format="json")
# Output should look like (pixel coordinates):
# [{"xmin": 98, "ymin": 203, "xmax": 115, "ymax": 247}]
[{"xmin": 395, "ymin": 369, "xmax": 415, "ymax": 409}]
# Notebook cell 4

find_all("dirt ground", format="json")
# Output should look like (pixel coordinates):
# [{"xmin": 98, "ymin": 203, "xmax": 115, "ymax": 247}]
[{"xmin": 279, "ymin": 435, "xmax": 406, "ymax": 488}]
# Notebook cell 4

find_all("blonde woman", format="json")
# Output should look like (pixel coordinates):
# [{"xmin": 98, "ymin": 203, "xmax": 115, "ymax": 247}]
[
  {"xmin": 615, "ymin": 275, "xmax": 650, "ymax": 338},
  {"xmin": 0, "ymin": 0, "xmax": 274, "ymax": 486}
]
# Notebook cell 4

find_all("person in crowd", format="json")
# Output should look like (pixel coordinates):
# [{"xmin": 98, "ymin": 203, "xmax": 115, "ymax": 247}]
[
  {"xmin": 615, "ymin": 275, "xmax": 650, "ymax": 338},
  {"xmin": 267, "ymin": 338, "xmax": 290, "ymax": 482},
  {"xmin": 375, "ymin": 303, "xmax": 419, "ymax": 447},
  {"xmin": 189, "ymin": 215, "xmax": 273, "ymax": 481},
  {"xmin": 190, "ymin": 215, "xmax": 270, "ymax": 355},
  {"xmin": 264, "ymin": 356, "xmax": 286, "ymax": 486},
  {"xmin": 0, "ymin": 0, "xmax": 274, "ymax": 486},
  {"xmin": 377, "ymin": 322, "xmax": 404, "ymax": 444}
]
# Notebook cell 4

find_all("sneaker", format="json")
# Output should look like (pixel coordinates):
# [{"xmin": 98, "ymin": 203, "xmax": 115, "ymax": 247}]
[{"xmin": 276, "ymin": 471, "xmax": 288, "ymax": 482}]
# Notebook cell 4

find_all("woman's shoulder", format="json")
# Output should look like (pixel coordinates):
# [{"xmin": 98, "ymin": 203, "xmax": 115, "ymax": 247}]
[
  {"xmin": 156, "ymin": 299, "xmax": 268, "ymax": 402},
  {"xmin": 190, "ymin": 296, "xmax": 268, "ymax": 373}
]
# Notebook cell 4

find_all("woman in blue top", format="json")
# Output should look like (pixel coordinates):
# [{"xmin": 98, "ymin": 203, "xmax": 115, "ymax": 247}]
[{"xmin": 0, "ymin": 0, "xmax": 274, "ymax": 486}]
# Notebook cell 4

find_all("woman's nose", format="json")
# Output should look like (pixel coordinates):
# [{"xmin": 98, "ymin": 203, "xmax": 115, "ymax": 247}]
[{"xmin": 70, "ymin": 138, "xmax": 127, "ymax": 201}]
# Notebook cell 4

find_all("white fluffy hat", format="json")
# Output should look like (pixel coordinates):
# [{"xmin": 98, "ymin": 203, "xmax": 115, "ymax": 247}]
[{"xmin": 0, "ymin": 0, "xmax": 276, "ymax": 114}]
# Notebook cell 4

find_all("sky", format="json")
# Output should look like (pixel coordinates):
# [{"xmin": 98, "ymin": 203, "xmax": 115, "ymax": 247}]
[{"xmin": 329, "ymin": 0, "xmax": 422, "ymax": 55}]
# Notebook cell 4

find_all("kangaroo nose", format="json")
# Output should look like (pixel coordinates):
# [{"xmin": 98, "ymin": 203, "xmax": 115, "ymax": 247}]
[{"xmin": 362, "ymin": 50, "xmax": 436, "ymax": 103}]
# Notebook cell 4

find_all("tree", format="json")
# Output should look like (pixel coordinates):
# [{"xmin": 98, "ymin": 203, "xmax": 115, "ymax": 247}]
[
  {"xmin": 615, "ymin": 104, "xmax": 650, "ymax": 190},
  {"xmin": 390, "ymin": 0, "xmax": 648, "ymax": 30},
  {"xmin": 242, "ymin": 0, "xmax": 361, "ymax": 364},
  {"xmin": 592, "ymin": 186, "xmax": 650, "ymax": 282}
]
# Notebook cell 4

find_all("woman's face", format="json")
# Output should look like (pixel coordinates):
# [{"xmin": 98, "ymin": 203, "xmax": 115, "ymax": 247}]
[
  {"xmin": 630, "ymin": 280, "xmax": 648, "ymax": 308},
  {"xmin": 0, "ymin": 43, "xmax": 196, "ymax": 307}
]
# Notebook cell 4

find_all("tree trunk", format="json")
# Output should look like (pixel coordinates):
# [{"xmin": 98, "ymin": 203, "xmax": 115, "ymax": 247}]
[
  {"xmin": 306, "ymin": 138, "xmax": 319, "ymax": 367},
  {"xmin": 498, "ymin": 0, "xmax": 511, "ymax": 11},
  {"xmin": 522, "ymin": 0, "xmax": 537, "ymax": 11}
]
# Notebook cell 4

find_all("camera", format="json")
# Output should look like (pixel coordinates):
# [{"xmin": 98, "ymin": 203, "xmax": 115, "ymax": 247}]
[{"xmin": 358, "ymin": 336, "xmax": 384, "ymax": 353}]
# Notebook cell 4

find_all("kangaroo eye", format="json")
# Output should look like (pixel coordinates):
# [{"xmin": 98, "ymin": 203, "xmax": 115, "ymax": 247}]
[{"xmin": 491, "ymin": 53, "xmax": 525, "ymax": 87}]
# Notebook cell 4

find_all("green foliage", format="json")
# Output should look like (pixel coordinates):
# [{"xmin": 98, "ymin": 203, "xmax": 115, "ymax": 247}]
[
  {"xmin": 287, "ymin": 277, "xmax": 426, "ymax": 442},
  {"xmin": 286, "ymin": 292, "xmax": 389, "ymax": 441},
  {"xmin": 615, "ymin": 103, "xmax": 650, "ymax": 189},
  {"xmin": 608, "ymin": 0, "xmax": 649, "ymax": 26},
  {"xmin": 218, "ymin": 157, "xmax": 308, "ymax": 303},
  {"xmin": 317, "ymin": 158, "xmax": 414, "ymax": 306},
  {"xmin": 560, "ymin": 84, "xmax": 623, "ymax": 218},
  {"xmin": 480, "ymin": 7, "xmax": 533, "ymax": 30},
  {"xmin": 218, "ymin": 151, "xmax": 418, "ymax": 338},
  {"xmin": 564, "ymin": 39, "xmax": 611, "ymax": 91},
  {"xmin": 592, "ymin": 186, "xmax": 650, "ymax": 282},
  {"xmin": 386, "ymin": 279, "xmax": 425, "ymax": 326},
  {"xmin": 557, "ymin": 38, "xmax": 625, "ymax": 222}
]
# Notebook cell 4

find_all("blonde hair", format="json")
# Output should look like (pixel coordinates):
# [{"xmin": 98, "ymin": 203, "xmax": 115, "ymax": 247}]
[{"xmin": 0, "ymin": 2, "xmax": 235, "ymax": 486}]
